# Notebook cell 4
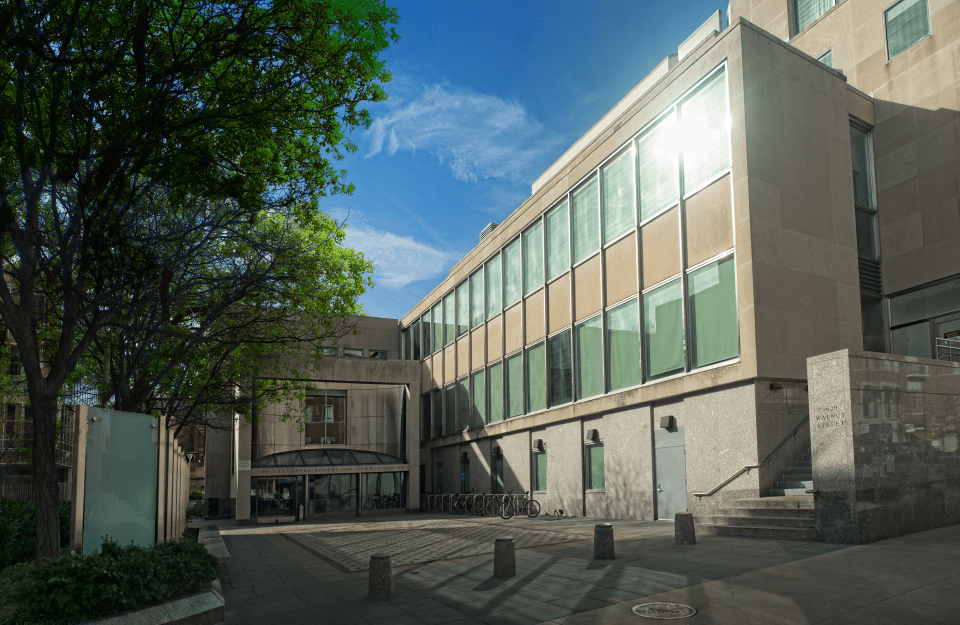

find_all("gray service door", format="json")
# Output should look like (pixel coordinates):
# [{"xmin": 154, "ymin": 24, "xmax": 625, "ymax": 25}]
[{"xmin": 654, "ymin": 427, "xmax": 688, "ymax": 520}]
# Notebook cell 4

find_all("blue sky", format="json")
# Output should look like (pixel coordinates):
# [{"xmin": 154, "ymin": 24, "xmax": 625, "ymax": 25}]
[{"xmin": 323, "ymin": 0, "xmax": 725, "ymax": 320}]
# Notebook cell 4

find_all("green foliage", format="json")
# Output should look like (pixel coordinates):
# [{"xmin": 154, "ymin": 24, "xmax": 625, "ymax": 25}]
[
  {"xmin": 0, "ymin": 499, "xmax": 70, "ymax": 569},
  {"xmin": 5, "ymin": 538, "xmax": 219, "ymax": 625},
  {"xmin": 186, "ymin": 500, "xmax": 208, "ymax": 519}
]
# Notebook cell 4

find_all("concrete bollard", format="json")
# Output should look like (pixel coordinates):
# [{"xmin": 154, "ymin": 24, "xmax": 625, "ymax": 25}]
[
  {"xmin": 594, "ymin": 523, "xmax": 615, "ymax": 559},
  {"xmin": 675, "ymin": 513, "xmax": 696, "ymax": 545},
  {"xmin": 494, "ymin": 537, "xmax": 516, "ymax": 577},
  {"xmin": 368, "ymin": 554, "xmax": 393, "ymax": 600}
]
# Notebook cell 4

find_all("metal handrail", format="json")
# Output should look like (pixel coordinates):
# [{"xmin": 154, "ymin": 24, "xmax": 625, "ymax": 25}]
[
  {"xmin": 693, "ymin": 416, "xmax": 810, "ymax": 497},
  {"xmin": 936, "ymin": 337, "xmax": 960, "ymax": 363}
]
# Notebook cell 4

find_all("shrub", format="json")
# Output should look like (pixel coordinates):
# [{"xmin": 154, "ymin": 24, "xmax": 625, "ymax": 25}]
[
  {"xmin": 7, "ymin": 538, "xmax": 219, "ymax": 624},
  {"xmin": 0, "ymin": 499, "xmax": 71, "ymax": 568}
]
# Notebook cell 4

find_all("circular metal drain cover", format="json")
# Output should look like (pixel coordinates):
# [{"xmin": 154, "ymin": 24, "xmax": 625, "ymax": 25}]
[{"xmin": 631, "ymin": 603, "xmax": 698, "ymax": 620}]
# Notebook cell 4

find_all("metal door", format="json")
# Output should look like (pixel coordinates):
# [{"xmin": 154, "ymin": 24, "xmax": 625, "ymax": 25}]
[{"xmin": 654, "ymin": 427, "xmax": 688, "ymax": 520}]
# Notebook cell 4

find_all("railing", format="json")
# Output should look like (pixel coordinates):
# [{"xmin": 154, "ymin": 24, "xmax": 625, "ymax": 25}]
[
  {"xmin": 1, "ymin": 483, "xmax": 70, "ymax": 501},
  {"xmin": 936, "ymin": 337, "xmax": 960, "ymax": 363},
  {"xmin": 693, "ymin": 416, "xmax": 809, "ymax": 498}
]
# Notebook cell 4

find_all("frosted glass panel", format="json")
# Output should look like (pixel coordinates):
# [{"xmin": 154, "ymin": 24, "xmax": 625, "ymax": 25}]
[
  {"xmin": 606, "ymin": 299, "xmax": 641, "ymax": 391},
  {"xmin": 638, "ymin": 112, "xmax": 678, "ymax": 222},
  {"xmin": 83, "ymin": 408, "xmax": 158, "ymax": 554},
  {"xmin": 576, "ymin": 316, "xmax": 604, "ymax": 399},
  {"xmin": 471, "ymin": 268, "xmax": 484, "ymax": 328},
  {"xmin": 573, "ymin": 178, "xmax": 600, "ymax": 264},
  {"xmin": 526, "ymin": 342, "xmax": 546, "ymax": 413},
  {"xmin": 506, "ymin": 353, "xmax": 524, "ymax": 418},
  {"xmin": 644, "ymin": 279, "xmax": 684, "ymax": 378},
  {"xmin": 680, "ymin": 70, "xmax": 729, "ymax": 193},
  {"xmin": 486, "ymin": 254, "xmax": 502, "ymax": 317},
  {"xmin": 488, "ymin": 361, "xmax": 504, "ymax": 423},
  {"xmin": 688, "ymin": 256, "xmax": 739, "ymax": 368},
  {"xmin": 546, "ymin": 202, "xmax": 569, "ymax": 281},
  {"xmin": 602, "ymin": 148, "xmax": 636, "ymax": 243},
  {"xmin": 524, "ymin": 221, "xmax": 544, "ymax": 295},
  {"xmin": 504, "ymin": 240, "xmax": 522, "ymax": 307},
  {"xmin": 457, "ymin": 282, "xmax": 469, "ymax": 337}
]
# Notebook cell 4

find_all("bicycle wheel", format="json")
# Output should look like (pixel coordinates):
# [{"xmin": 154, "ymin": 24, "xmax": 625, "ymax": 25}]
[
  {"xmin": 525, "ymin": 500, "xmax": 541, "ymax": 518},
  {"xmin": 454, "ymin": 497, "xmax": 466, "ymax": 514},
  {"xmin": 485, "ymin": 498, "xmax": 500, "ymax": 517},
  {"xmin": 499, "ymin": 499, "xmax": 515, "ymax": 520}
]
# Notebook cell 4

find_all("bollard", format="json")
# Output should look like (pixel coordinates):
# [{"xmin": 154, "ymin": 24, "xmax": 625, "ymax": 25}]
[
  {"xmin": 494, "ymin": 537, "xmax": 516, "ymax": 577},
  {"xmin": 594, "ymin": 523, "xmax": 615, "ymax": 559},
  {"xmin": 675, "ymin": 512, "xmax": 696, "ymax": 545},
  {"xmin": 368, "ymin": 554, "xmax": 393, "ymax": 600}
]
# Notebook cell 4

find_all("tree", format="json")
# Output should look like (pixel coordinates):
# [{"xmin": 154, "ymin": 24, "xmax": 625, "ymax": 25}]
[
  {"xmin": 0, "ymin": 0, "xmax": 398, "ymax": 563},
  {"xmin": 83, "ymin": 202, "xmax": 372, "ymax": 438}
]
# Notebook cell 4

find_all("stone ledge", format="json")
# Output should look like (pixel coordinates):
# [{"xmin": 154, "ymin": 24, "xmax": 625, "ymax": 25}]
[
  {"xmin": 82, "ymin": 579, "xmax": 224, "ymax": 625},
  {"xmin": 198, "ymin": 526, "xmax": 230, "ymax": 564}
]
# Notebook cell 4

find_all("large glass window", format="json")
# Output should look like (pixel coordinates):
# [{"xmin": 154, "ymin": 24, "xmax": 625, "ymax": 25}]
[
  {"xmin": 680, "ymin": 70, "xmax": 729, "ymax": 193},
  {"xmin": 471, "ymin": 268, "xmax": 484, "ymax": 328},
  {"xmin": 850, "ymin": 126, "xmax": 874, "ymax": 210},
  {"xmin": 488, "ymin": 361, "xmax": 504, "ymax": 423},
  {"xmin": 533, "ymin": 451, "xmax": 547, "ymax": 492},
  {"xmin": 602, "ymin": 148, "xmax": 636, "ymax": 243},
  {"xmin": 891, "ymin": 321, "xmax": 933, "ymax": 359},
  {"xmin": 795, "ymin": 0, "xmax": 834, "ymax": 34},
  {"xmin": 486, "ymin": 253, "xmax": 502, "ymax": 317},
  {"xmin": 504, "ymin": 239, "xmax": 522, "ymax": 307},
  {"xmin": 308, "ymin": 474, "xmax": 357, "ymax": 515},
  {"xmin": 856, "ymin": 210, "xmax": 878, "ymax": 260},
  {"xmin": 572, "ymin": 177, "xmax": 600, "ymax": 264},
  {"xmin": 644, "ymin": 279, "xmax": 684, "ymax": 379},
  {"xmin": 688, "ymin": 256, "xmax": 739, "ymax": 369},
  {"xmin": 444, "ymin": 383, "xmax": 455, "ymax": 435},
  {"xmin": 526, "ymin": 342, "xmax": 546, "ymax": 413},
  {"xmin": 524, "ymin": 221, "xmax": 544, "ymax": 295},
  {"xmin": 546, "ymin": 201, "xmax": 570, "ymax": 281},
  {"xmin": 362, "ymin": 473, "xmax": 405, "ymax": 509},
  {"xmin": 457, "ymin": 377, "xmax": 470, "ymax": 431},
  {"xmin": 886, "ymin": 0, "xmax": 930, "ymax": 59},
  {"xmin": 575, "ymin": 315, "xmax": 604, "ymax": 399},
  {"xmin": 638, "ymin": 112, "xmax": 678, "ymax": 222},
  {"xmin": 412, "ymin": 320, "xmax": 421, "ymax": 360},
  {"xmin": 890, "ymin": 278, "xmax": 960, "ymax": 326},
  {"xmin": 471, "ymin": 370, "xmax": 486, "ymax": 427},
  {"xmin": 443, "ymin": 293, "xmax": 455, "ymax": 346},
  {"xmin": 548, "ymin": 330, "xmax": 573, "ymax": 407},
  {"xmin": 432, "ymin": 303, "xmax": 442, "ymax": 353},
  {"xmin": 493, "ymin": 456, "xmax": 504, "ymax": 493},
  {"xmin": 422, "ymin": 312, "xmax": 432, "ymax": 356},
  {"xmin": 304, "ymin": 391, "xmax": 346, "ymax": 445},
  {"xmin": 586, "ymin": 444, "xmax": 604, "ymax": 490},
  {"xmin": 606, "ymin": 299, "xmax": 641, "ymax": 391},
  {"xmin": 456, "ymin": 282, "xmax": 469, "ymax": 337},
  {"xmin": 432, "ymin": 390, "xmax": 443, "ymax": 439},
  {"xmin": 506, "ymin": 352, "xmax": 524, "ymax": 418}
]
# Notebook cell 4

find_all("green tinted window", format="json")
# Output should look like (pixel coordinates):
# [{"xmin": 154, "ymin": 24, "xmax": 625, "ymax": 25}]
[
  {"xmin": 546, "ymin": 201, "xmax": 569, "ymax": 281},
  {"xmin": 444, "ymin": 384, "xmax": 455, "ymax": 435},
  {"xmin": 456, "ymin": 282, "xmax": 469, "ymax": 337},
  {"xmin": 471, "ymin": 268, "xmax": 484, "ymax": 328},
  {"xmin": 504, "ymin": 239, "xmax": 522, "ymax": 307},
  {"xmin": 606, "ymin": 299, "xmax": 641, "ymax": 391},
  {"xmin": 524, "ymin": 221, "xmax": 544, "ymax": 295},
  {"xmin": 688, "ymin": 256, "xmax": 739, "ymax": 369},
  {"xmin": 587, "ymin": 444, "xmax": 604, "ymax": 490},
  {"xmin": 506, "ymin": 353, "xmax": 524, "ymax": 418},
  {"xmin": 680, "ymin": 70, "xmax": 729, "ymax": 192},
  {"xmin": 486, "ymin": 254, "xmax": 502, "ymax": 318},
  {"xmin": 572, "ymin": 178, "xmax": 600, "ymax": 264},
  {"xmin": 488, "ymin": 361, "xmax": 504, "ymax": 423},
  {"xmin": 533, "ymin": 451, "xmax": 547, "ymax": 492},
  {"xmin": 644, "ymin": 279, "xmax": 684, "ymax": 379},
  {"xmin": 525, "ymin": 342, "xmax": 546, "ymax": 413},
  {"xmin": 443, "ymin": 293, "xmax": 455, "ymax": 346},
  {"xmin": 457, "ymin": 378, "xmax": 470, "ymax": 430},
  {"xmin": 602, "ymin": 148, "xmax": 636, "ymax": 243},
  {"xmin": 575, "ymin": 316, "xmax": 604, "ymax": 399},
  {"xmin": 471, "ymin": 370, "xmax": 485, "ymax": 427},
  {"xmin": 548, "ymin": 329, "xmax": 572, "ymax": 407},
  {"xmin": 432, "ymin": 303, "xmax": 442, "ymax": 352},
  {"xmin": 638, "ymin": 112, "xmax": 678, "ymax": 222}
]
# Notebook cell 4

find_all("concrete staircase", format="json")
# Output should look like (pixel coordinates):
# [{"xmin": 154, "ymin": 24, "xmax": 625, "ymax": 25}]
[{"xmin": 695, "ymin": 453, "xmax": 816, "ymax": 540}]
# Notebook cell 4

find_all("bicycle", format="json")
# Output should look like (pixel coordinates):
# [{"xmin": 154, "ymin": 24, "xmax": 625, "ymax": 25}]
[{"xmin": 499, "ymin": 491, "xmax": 541, "ymax": 519}]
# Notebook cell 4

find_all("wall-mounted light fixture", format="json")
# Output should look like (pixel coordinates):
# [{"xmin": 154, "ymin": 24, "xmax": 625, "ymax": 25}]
[
  {"xmin": 585, "ymin": 429, "xmax": 600, "ymax": 443},
  {"xmin": 659, "ymin": 415, "xmax": 676, "ymax": 430},
  {"xmin": 533, "ymin": 439, "xmax": 545, "ymax": 451},
  {"xmin": 460, "ymin": 452, "xmax": 469, "ymax": 462},
  {"xmin": 769, "ymin": 382, "xmax": 784, "ymax": 390},
  {"xmin": 492, "ymin": 445, "xmax": 503, "ymax": 458}
]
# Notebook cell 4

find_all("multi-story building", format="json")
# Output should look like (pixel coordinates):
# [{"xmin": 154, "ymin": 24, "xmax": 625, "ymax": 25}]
[{"xmin": 210, "ymin": 0, "xmax": 960, "ymax": 540}]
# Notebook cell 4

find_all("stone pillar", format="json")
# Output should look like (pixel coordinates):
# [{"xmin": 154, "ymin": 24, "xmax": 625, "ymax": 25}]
[
  {"xmin": 675, "ymin": 513, "xmax": 696, "ymax": 545},
  {"xmin": 494, "ymin": 537, "xmax": 516, "ymax": 577},
  {"xmin": 594, "ymin": 523, "xmax": 615, "ymax": 559},
  {"xmin": 368, "ymin": 554, "xmax": 393, "ymax": 600}
]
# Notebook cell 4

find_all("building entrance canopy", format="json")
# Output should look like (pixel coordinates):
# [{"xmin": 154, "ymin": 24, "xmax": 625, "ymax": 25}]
[{"xmin": 252, "ymin": 448, "xmax": 404, "ymax": 468}]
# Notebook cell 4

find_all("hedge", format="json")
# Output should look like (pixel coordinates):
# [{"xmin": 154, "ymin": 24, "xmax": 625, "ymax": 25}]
[{"xmin": 0, "ymin": 499, "xmax": 71, "ymax": 569}]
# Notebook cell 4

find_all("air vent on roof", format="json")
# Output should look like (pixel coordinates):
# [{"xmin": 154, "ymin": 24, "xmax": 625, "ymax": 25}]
[{"xmin": 479, "ymin": 223, "xmax": 499, "ymax": 242}]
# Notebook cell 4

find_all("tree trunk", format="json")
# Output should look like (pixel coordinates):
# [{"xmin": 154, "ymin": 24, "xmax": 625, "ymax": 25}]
[{"xmin": 32, "ymin": 396, "xmax": 62, "ymax": 565}]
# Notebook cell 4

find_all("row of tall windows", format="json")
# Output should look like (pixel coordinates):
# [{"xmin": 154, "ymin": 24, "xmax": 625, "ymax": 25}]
[
  {"xmin": 402, "ymin": 66, "xmax": 732, "ymax": 357},
  {"xmin": 449, "ymin": 443, "xmax": 601, "ymax": 495},
  {"xmin": 795, "ymin": 0, "xmax": 930, "ymax": 61},
  {"xmin": 419, "ymin": 254, "xmax": 737, "ymax": 440}
]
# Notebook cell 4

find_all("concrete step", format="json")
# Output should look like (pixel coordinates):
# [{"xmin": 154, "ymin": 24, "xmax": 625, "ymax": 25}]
[
  {"xmin": 786, "ymin": 468, "xmax": 813, "ymax": 477},
  {"xmin": 769, "ymin": 487, "xmax": 813, "ymax": 496},
  {"xmin": 697, "ymin": 515, "xmax": 814, "ymax": 528},
  {"xmin": 776, "ymin": 480, "xmax": 814, "ymax": 489},
  {"xmin": 697, "ymin": 524, "xmax": 816, "ymax": 541},
  {"xmin": 733, "ymin": 496, "xmax": 814, "ymax": 509},
  {"xmin": 796, "ymin": 459, "xmax": 812, "ymax": 468},
  {"xmin": 714, "ymin": 506, "xmax": 815, "ymax": 519}
]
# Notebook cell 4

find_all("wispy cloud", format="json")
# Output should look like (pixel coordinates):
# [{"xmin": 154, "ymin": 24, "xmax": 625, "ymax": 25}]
[
  {"xmin": 343, "ymin": 224, "xmax": 451, "ymax": 290},
  {"xmin": 366, "ymin": 82, "xmax": 560, "ymax": 184}
]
